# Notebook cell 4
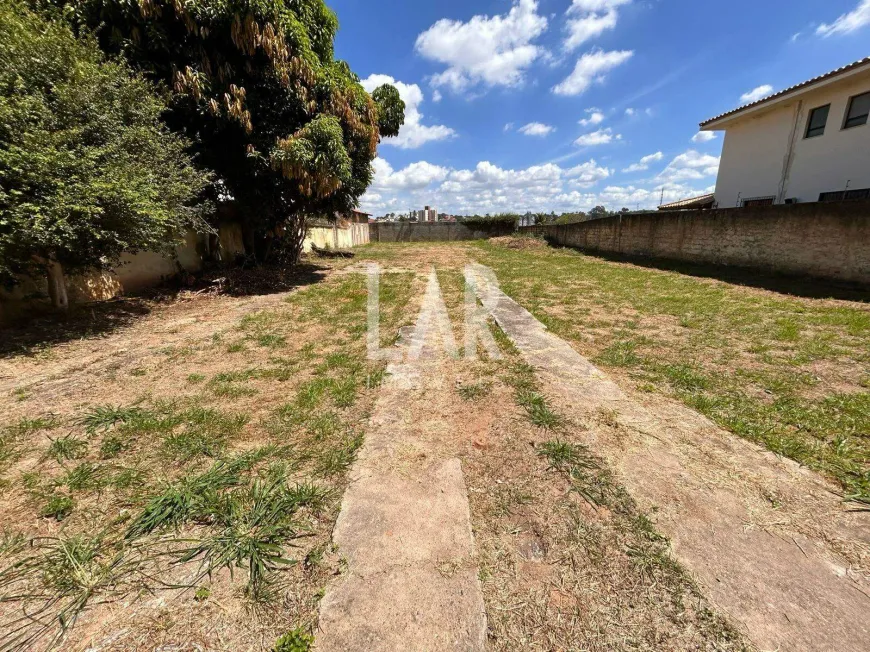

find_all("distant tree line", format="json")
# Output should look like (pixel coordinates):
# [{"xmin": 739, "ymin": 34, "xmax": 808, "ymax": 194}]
[{"xmin": 371, "ymin": 206, "xmax": 645, "ymax": 227}]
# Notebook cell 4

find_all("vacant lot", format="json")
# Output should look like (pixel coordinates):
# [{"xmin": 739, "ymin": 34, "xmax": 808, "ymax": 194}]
[{"xmin": 0, "ymin": 239, "xmax": 866, "ymax": 651}]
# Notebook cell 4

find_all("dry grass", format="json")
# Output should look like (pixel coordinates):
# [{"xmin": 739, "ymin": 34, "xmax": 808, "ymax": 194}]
[
  {"xmin": 475, "ymin": 240, "xmax": 870, "ymax": 505},
  {"xmin": 457, "ymin": 323, "xmax": 750, "ymax": 650},
  {"xmin": 0, "ymin": 258, "xmax": 415, "ymax": 651}
]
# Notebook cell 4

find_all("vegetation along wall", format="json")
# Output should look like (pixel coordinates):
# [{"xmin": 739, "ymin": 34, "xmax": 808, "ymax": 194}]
[
  {"xmin": 524, "ymin": 201, "xmax": 870, "ymax": 285},
  {"xmin": 370, "ymin": 222, "xmax": 514, "ymax": 242}
]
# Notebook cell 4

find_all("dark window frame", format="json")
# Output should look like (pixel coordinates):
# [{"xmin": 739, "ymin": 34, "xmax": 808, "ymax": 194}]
[
  {"xmin": 741, "ymin": 196, "xmax": 776, "ymax": 208},
  {"xmin": 819, "ymin": 188, "xmax": 870, "ymax": 202},
  {"xmin": 804, "ymin": 104, "xmax": 830, "ymax": 138},
  {"xmin": 843, "ymin": 91, "xmax": 870, "ymax": 130}
]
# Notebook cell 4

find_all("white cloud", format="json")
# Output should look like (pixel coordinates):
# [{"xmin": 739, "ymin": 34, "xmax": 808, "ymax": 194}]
[
  {"xmin": 519, "ymin": 122, "xmax": 555, "ymax": 136},
  {"xmin": 370, "ymin": 158, "xmax": 450, "ymax": 191},
  {"xmin": 740, "ymin": 84, "xmax": 774, "ymax": 104},
  {"xmin": 563, "ymin": 0, "xmax": 632, "ymax": 52},
  {"xmin": 574, "ymin": 127, "xmax": 621, "ymax": 146},
  {"xmin": 504, "ymin": 122, "xmax": 515, "ymax": 132},
  {"xmin": 432, "ymin": 90, "xmax": 443, "ymax": 102},
  {"xmin": 624, "ymin": 107, "xmax": 635, "ymax": 116},
  {"xmin": 553, "ymin": 49, "xmax": 634, "ymax": 96},
  {"xmin": 621, "ymin": 151, "xmax": 663, "ymax": 173},
  {"xmin": 656, "ymin": 149, "xmax": 720, "ymax": 182},
  {"xmin": 360, "ymin": 74, "xmax": 456, "ymax": 149},
  {"xmin": 691, "ymin": 131, "xmax": 717, "ymax": 143},
  {"xmin": 360, "ymin": 156, "xmax": 630, "ymax": 215},
  {"xmin": 817, "ymin": 0, "xmax": 870, "ymax": 36},
  {"xmin": 415, "ymin": 0, "xmax": 548, "ymax": 94},
  {"xmin": 564, "ymin": 159, "xmax": 612, "ymax": 186},
  {"xmin": 578, "ymin": 108, "xmax": 606, "ymax": 126}
]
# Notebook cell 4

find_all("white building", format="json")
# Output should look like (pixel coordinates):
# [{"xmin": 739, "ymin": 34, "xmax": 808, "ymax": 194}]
[
  {"xmin": 701, "ymin": 57, "xmax": 870, "ymax": 208},
  {"xmin": 412, "ymin": 206, "xmax": 438, "ymax": 222}
]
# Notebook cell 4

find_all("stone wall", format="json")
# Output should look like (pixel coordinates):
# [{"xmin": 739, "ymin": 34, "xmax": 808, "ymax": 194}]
[
  {"xmin": 370, "ymin": 222, "xmax": 513, "ymax": 242},
  {"xmin": 523, "ymin": 201, "xmax": 870, "ymax": 285}
]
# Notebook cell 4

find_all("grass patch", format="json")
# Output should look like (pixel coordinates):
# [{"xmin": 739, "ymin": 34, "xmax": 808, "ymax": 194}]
[
  {"xmin": 458, "ymin": 382, "xmax": 492, "ymax": 401},
  {"xmin": 46, "ymin": 436, "xmax": 87, "ymax": 463},
  {"xmin": 515, "ymin": 390, "xmax": 562, "ymax": 429},
  {"xmin": 40, "ymin": 494, "xmax": 75, "ymax": 521},
  {"xmin": 476, "ymin": 241, "xmax": 870, "ymax": 505}
]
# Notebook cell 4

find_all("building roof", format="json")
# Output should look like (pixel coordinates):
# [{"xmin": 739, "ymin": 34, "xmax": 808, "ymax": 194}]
[
  {"xmin": 658, "ymin": 193, "xmax": 715, "ymax": 211},
  {"xmin": 700, "ymin": 57, "xmax": 870, "ymax": 130}
]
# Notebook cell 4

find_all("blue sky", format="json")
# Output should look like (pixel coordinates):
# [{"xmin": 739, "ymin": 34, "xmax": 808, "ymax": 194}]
[{"xmin": 328, "ymin": 0, "xmax": 870, "ymax": 215}]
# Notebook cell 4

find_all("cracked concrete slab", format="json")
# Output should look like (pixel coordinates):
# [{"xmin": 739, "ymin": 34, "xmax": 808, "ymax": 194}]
[{"xmin": 316, "ymin": 269, "xmax": 486, "ymax": 652}]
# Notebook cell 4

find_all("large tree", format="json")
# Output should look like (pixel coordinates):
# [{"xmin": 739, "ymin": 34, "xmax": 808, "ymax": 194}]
[
  {"xmin": 0, "ymin": 0, "xmax": 211, "ymax": 310},
  {"xmin": 55, "ymin": 0, "xmax": 405, "ymax": 261}
]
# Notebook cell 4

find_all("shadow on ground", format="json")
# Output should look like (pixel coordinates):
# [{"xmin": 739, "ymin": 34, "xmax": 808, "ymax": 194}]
[
  {"xmin": 552, "ymin": 245, "xmax": 870, "ymax": 303},
  {"xmin": 0, "ymin": 262, "xmax": 330, "ymax": 358}
]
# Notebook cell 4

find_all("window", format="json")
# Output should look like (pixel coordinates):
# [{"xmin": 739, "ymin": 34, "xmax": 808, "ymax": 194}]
[
  {"xmin": 741, "ymin": 196, "xmax": 775, "ymax": 207},
  {"xmin": 805, "ymin": 104, "xmax": 830, "ymax": 138},
  {"xmin": 843, "ymin": 91, "xmax": 870, "ymax": 129},
  {"xmin": 819, "ymin": 188, "xmax": 870, "ymax": 202}
]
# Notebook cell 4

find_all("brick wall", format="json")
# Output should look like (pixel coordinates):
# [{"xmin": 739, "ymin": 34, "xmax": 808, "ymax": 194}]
[
  {"xmin": 523, "ymin": 201, "xmax": 870, "ymax": 285},
  {"xmin": 370, "ymin": 222, "xmax": 513, "ymax": 242}
]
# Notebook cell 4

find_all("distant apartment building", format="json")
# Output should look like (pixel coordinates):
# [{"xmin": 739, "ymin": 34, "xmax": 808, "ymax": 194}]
[
  {"xmin": 700, "ymin": 57, "xmax": 870, "ymax": 208},
  {"xmin": 412, "ymin": 206, "xmax": 438, "ymax": 222}
]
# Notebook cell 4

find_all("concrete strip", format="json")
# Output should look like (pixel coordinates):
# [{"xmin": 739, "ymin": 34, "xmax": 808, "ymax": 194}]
[
  {"xmin": 467, "ymin": 262, "xmax": 870, "ymax": 652},
  {"xmin": 317, "ymin": 270, "xmax": 486, "ymax": 651}
]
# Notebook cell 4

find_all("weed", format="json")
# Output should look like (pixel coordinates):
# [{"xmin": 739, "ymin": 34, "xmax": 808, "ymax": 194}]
[
  {"xmin": 458, "ymin": 382, "xmax": 492, "ymax": 401},
  {"xmin": 227, "ymin": 342, "xmax": 247, "ymax": 353},
  {"xmin": 194, "ymin": 586, "xmax": 211, "ymax": 602},
  {"xmin": 257, "ymin": 334, "xmax": 287, "ymax": 348},
  {"xmin": 187, "ymin": 374, "xmax": 206, "ymax": 384},
  {"xmin": 40, "ymin": 494, "xmax": 74, "ymax": 521},
  {"xmin": 62, "ymin": 463, "xmax": 104, "ymax": 492},
  {"xmin": 516, "ymin": 390, "xmax": 562, "ymax": 429},
  {"xmin": 0, "ymin": 534, "xmax": 139, "ymax": 650},
  {"xmin": 315, "ymin": 432, "xmax": 363, "ymax": 477},
  {"xmin": 46, "ymin": 436, "xmax": 87, "ymax": 463},
  {"xmin": 175, "ymin": 478, "xmax": 304, "ymax": 600},
  {"xmin": 211, "ymin": 383, "xmax": 259, "ymax": 399},
  {"xmin": 79, "ymin": 405, "xmax": 144, "ymax": 435},
  {"xmin": 365, "ymin": 367, "xmax": 387, "ymax": 389},
  {"xmin": 126, "ymin": 457, "xmax": 256, "ymax": 538},
  {"xmin": 538, "ymin": 440, "xmax": 593, "ymax": 471},
  {"xmin": 273, "ymin": 628, "xmax": 314, "ymax": 652},
  {"xmin": 595, "ymin": 340, "xmax": 641, "ymax": 368},
  {"xmin": 329, "ymin": 377, "xmax": 358, "ymax": 408},
  {"xmin": 100, "ymin": 436, "xmax": 125, "ymax": 459},
  {"xmin": 162, "ymin": 430, "xmax": 227, "ymax": 461}
]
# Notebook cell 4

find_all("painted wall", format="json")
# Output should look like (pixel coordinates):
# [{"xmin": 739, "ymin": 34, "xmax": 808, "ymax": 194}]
[
  {"xmin": 524, "ymin": 201, "xmax": 870, "ymax": 285},
  {"xmin": 370, "ymin": 222, "xmax": 513, "ymax": 242},
  {"xmin": 303, "ymin": 223, "xmax": 370, "ymax": 251},
  {"xmin": 713, "ymin": 70, "xmax": 870, "ymax": 207}
]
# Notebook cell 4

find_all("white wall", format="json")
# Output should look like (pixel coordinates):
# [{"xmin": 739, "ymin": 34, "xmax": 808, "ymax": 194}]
[{"xmin": 713, "ymin": 70, "xmax": 870, "ymax": 207}]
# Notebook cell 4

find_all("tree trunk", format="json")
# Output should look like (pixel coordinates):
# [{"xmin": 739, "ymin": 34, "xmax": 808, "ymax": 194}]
[
  {"xmin": 283, "ymin": 215, "xmax": 307, "ymax": 265},
  {"xmin": 46, "ymin": 259, "xmax": 69, "ymax": 312}
]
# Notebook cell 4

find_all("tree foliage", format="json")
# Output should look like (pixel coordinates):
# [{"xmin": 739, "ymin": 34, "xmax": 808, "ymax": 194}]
[
  {"xmin": 0, "ymin": 0, "xmax": 211, "ymax": 303},
  {"xmin": 54, "ymin": 0, "xmax": 406, "ymax": 251}
]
